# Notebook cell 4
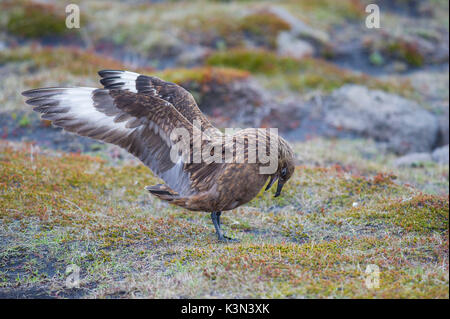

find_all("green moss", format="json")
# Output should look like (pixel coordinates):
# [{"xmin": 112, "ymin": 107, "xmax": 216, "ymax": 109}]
[
  {"xmin": 207, "ymin": 48, "xmax": 300, "ymax": 74},
  {"xmin": 366, "ymin": 35, "xmax": 426, "ymax": 68},
  {"xmin": 156, "ymin": 66, "xmax": 249, "ymax": 85},
  {"xmin": 238, "ymin": 11, "xmax": 291, "ymax": 49},
  {"xmin": 18, "ymin": 115, "xmax": 31, "ymax": 128},
  {"xmin": 386, "ymin": 41, "xmax": 425, "ymax": 67},
  {"xmin": 178, "ymin": 236, "xmax": 448, "ymax": 298},
  {"xmin": 178, "ymin": 9, "xmax": 291, "ymax": 50},
  {"xmin": 0, "ymin": 46, "xmax": 248, "ymax": 86},
  {"xmin": 293, "ymin": 0, "xmax": 365, "ymax": 21},
  {"xmin": 0, "ymin": 47, "xmax": 133, "ymax": 77},
  {"xmin": 206, "ymin": 49, "xmax": 415, "ymax": 96},
  {"xmin": 339, "ymin": 172, "xmax": 399, "ymax": 196},
  {"xmin": 341, "ymin": 194, "xmax": 449, "ymax": 234},
  {"xmin": 381, "ymin": 195, "xmax": 449, "ymax": 233},
  {"xmin": 369, "ymin": 51, "xmax": 385, "ymax": 66},
  {"xmin": 4, "ymin": 1, "xmax": 69, "ymax": 38}
]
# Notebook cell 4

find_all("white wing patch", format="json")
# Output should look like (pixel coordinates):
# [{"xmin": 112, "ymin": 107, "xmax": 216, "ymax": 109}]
[
  {"xmin": 23, "ymin": 86, "xmax": 194, "ymax": 196},
  {"xmin": 41, "ymin": 88, "xmax": 131, "ymax": 137},
  {"xmin": 98, "ymin": 70, "xmax": 140, "ymax": 93}
]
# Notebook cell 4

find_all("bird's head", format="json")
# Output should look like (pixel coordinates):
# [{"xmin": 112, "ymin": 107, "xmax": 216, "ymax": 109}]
[{"xmin": 265, "ymin": 136, "xmax": 295, "ymax": 198}]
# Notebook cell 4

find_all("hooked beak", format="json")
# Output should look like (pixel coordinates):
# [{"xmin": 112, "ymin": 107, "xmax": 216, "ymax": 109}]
[
  {"xmin": 265, "ymin": 175, "xmax": 278, "ymax": 191},
  {"xmin": 274, "ymin": 180, "xmax": 285, "ymax": 198}
]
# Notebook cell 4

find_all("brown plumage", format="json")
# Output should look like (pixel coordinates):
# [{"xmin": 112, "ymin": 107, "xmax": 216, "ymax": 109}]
[{"xmin": 22, "ymin": 70, "xmax": 295, "ymax": 242}]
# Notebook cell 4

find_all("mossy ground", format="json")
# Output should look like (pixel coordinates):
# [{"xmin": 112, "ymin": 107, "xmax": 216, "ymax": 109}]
[
  {"xmin": 206, "ymin": 49, "xmax": 416, "ymax": 97},
  {"xmin": 0, "ymin": 140, "xmax": 447, "ymax": 298},
  {"xmin": 1, "ymin": 0, "xmax": 70, "ymax": 39}
]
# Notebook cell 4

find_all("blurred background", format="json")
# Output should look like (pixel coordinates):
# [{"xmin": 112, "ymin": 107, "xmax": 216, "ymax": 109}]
[{"xmin": 0, "ymin": 0, "xmax": 448, "ymax": 192}]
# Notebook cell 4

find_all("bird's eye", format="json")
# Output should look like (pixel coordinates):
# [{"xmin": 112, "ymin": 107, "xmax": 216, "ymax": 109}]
[{"xmin": 281, "ymin": 167, "xmax": 287, "ymax": 177}]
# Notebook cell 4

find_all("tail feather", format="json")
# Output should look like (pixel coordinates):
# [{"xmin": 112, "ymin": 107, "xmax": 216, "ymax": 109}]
[{"xmin": 146, "ymin": 184, "xmax": 179, "ymax": 201}]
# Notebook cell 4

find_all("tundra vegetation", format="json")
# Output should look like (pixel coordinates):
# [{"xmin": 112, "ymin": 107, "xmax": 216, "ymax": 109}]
[{"xmin": 0, "ymin": 0, "xmax": 448, "ymax": 298}]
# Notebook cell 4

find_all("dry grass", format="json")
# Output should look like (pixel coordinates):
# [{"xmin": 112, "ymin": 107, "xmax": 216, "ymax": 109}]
[{"xmin": 0, "ymin": 140, "xmax": 447, "ymax": 298}]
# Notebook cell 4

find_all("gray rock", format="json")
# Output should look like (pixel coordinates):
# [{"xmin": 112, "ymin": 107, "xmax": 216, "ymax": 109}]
[
  {"xmin": 324, "ymin": 85, "xmax": 439, "ymax": 154},
  {"xmin": 432, "ymin": 145, "xmax": 449, "ymax": 165},
  {"xmin": 437, "ymin": 105, "xmax": 449, "ymax": 145},
  {"xmin": 185, "ymin": 77, "xmax": 310, "ymax": 131},
  {"xmin": 267, "ymin": 6, "xmax": 329, "ymax": 44},
  {"xmin": 408, "ymin": 69, "xmax": 449, "ymax": 145},
  {"xmin": 277, "ymin": 32, "xmax": 315, "ymax": 59},
  {"xmin": 394, "ymin": 152, "xmax": 432, "ymax": 167},
  {"xmin": 177, "ymin": 46, "xmax": 211, "ymax": 66},
  {"xmin": 191, "ymin": 78, "xmax": 272, "ymax": 128}
]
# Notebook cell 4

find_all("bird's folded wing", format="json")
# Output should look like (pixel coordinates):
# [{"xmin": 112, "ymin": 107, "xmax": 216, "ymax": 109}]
[
  {"xmin": 98, "ymin": 70, "xmax": 220, "ymax": 135},
  {"xmin": 22, "ymin": 87, "xmax": 213, "ymax": 196}
]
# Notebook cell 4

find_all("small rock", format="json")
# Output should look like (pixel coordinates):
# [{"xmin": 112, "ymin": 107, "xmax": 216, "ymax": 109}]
[
  {"xmin": 394, "ymin": 152, "xmax": 432, "ymax": 167},
  {"xmin": 437, "ymin": 105, "xmax": 449, "ymax": 145},
  {"xmin": 177, "ymin": 46, "xmax": 211, "ymax": 66},
  {"xmin": 431, "ymin": 145, "xmax": 449, "ymax": 165},
  {"xmin": 277, "ymin": 32, "xmax": 315, "ymax": 59},
  {"xmin": 267, "ymin": 6, "xmax": 329, "ymax": 44},
  {"xmin": 260, "ymin": 97, "xmax": 306, "ymax": 132},
  {"xmin": 324, "ymin": 85, "xmax": 439, "ymax": 154},
  {"xmin": 192, "ymin": 78, "xmax": 271, "ymax": 128},
  {"xmin": 390, "ymin": 61, "xmax": 408, "ymax": 73},
  {"xmin": 408, "ymin": 70, "xmax": 449, "ymax": 145}
]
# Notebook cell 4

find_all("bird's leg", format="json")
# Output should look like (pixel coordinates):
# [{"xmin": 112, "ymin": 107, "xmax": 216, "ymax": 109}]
[
  {"xmin": 216, "ymin": 212, "xmax": 237, "ymax": 241},
  {"xmin": 217, "ymin": 211, "xmax": 222, "ymax": 229},
  {"xmin": 211, "ymin": 211, "xmax": 222, "ymax": 239},
  {"xmin": 211, "ymin": 211, "xmax": 239, "ymax": 242}
]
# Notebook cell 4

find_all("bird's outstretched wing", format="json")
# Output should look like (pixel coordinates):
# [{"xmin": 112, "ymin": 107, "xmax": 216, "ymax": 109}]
[
  {"xmin": 22, "ymin": 85, "xmax": 214, "ymax": 196},
  {"xmin": 97, "ymin": 70, "xmax": 219, "ymax": 134}
]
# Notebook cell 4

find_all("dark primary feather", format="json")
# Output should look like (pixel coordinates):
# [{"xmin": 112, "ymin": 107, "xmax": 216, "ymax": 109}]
[{"xmin": 98, "ymin": 70, "xmax": 219, "ymax": 134}]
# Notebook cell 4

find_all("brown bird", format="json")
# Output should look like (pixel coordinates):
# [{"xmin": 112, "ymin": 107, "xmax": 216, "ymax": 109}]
[{"xmin": 22, "ymin": 70, "xmax": 295, "ymax": 242}]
